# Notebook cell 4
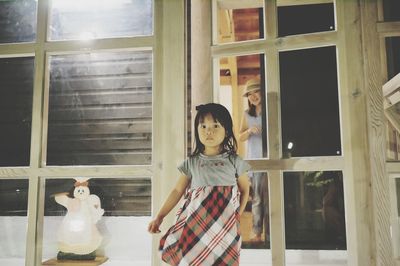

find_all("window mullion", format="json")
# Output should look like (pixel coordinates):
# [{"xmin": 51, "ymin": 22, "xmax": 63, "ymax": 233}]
[
  {"xmin": 269, "ymin": 170, "xmax": 285, "ymax": 266},
  {"xmin": 25, "ymin": 0, "xmax": 49, "ymax": 264},
  {"xmin": 211, "ymin": 31, "xmax": 338, "ymax": 57},
  {"xmin": 266, "ymin": 48, "xmax": 281, "ymax": 160},
  {"xmin": 0, "ymin": 43, "xmax": 35, "ymax": 56},
  {"xmin": 43, "ymin": 37, "xmax": 154, "ymax": 54},
  {"xmin": 265, "ymin": 0, "xmax": 277, "ymax": 39}
]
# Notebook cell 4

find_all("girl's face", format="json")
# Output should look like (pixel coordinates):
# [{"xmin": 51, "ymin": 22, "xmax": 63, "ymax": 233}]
[
  {"xmin": 247, "ymin": 90, "xmax": 261, "ymax": 106},
  {"xmin": 198, "ymin": 113, "xmax": 226, "ymax": 151}
]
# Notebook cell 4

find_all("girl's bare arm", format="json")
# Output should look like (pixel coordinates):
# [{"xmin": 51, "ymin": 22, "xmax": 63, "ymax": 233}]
[
  {"xmin": 148, "ymin": 175, "xmax": 190, "ymax": 233},
  {"xmin": 237, "ymin": 173, "xmax": 250, "ymax": 215}
]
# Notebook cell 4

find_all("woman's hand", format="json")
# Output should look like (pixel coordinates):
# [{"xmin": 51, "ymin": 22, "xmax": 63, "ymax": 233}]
[
  {"xmin": 248, "ymin": 126, "xmax": 261, "ymax": 135},
  {"xmin": 148, "ymin": 217, "xmax": 163, "ymax": 234}
]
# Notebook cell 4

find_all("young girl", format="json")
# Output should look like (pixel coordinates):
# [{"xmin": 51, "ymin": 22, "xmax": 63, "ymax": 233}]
[{"xmin": 148, "ymin": 103, "xmax": 250, "ymax": 265}]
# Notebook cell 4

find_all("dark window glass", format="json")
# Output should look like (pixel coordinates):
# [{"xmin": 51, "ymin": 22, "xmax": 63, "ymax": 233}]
[
  {"xmin": 0, "ymin": 179, "xmax": 29, "ymax": 216},
  {"xmin": 383, "ymin": 0, "xmax": 400, "ymax": 22},
  {"xmin": 386, "ymin": 37, "xmax": 400, "ymax": 80},
  {"xmin": 284, "ymin": 171, "xmax": 346, "ymax": 250},
  {"xmin": 278, "ymin": 3, "xmax": 335, "ymax": 37},
  {"xmin": 47, "ymin": 51, "xmax": 152, "ymax": 166},
  {"xmin": 279, "ymin": 46, "xmax": 341, "ymax": 157},
  {"xmin": 0, "ymin": 57, "xmax": 34, "ymax": 166},
  {"xmin": 0, "ymin": 0, "xmax": 37, "ymax": 43}
]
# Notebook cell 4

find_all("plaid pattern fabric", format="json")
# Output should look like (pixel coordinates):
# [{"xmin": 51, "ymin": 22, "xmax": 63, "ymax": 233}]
[{"xmin": 160, "ymin": 185, "xmax": 241, "ymax": 266}]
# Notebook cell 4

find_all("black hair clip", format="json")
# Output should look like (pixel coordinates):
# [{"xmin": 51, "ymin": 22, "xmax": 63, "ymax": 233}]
[{"xmin": 195, "ymin": 104, "xmax": 205, "ymax": 111}]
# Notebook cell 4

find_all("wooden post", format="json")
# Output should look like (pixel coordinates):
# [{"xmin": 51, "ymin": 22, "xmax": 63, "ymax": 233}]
[
  {"xmin": 191, "ymin": 0, "xmax": 213, "ymax": 109},
  {"xmin": 360, "ymin": 0, "xmax": 394, "ymax": 265}
]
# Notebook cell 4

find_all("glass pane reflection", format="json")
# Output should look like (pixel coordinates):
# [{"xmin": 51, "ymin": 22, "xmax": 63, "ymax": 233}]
[
  {"xmin": 49, "ymin": 0, "xmax": 153, "ymax": 41},
  {"xmin": 218, "ymin": 54, "xmax": 267, "ymax": 159},
  {"xmin": 0, "ymin": 179, "xmax": 29, "ymax": 266},
  {"xmin": 284, "ymin": 171, "xmax": 346, "ymax": 250},
  {"xmin": 241, "ymin": 172, "xmax": 269, "ymax": 250},
  {"xmin": 42, "ymin": 177, "xmax": 151, "ymax": 265},
  {"xmin": 47, "ymin": 51, "xmax": 152, "ymax": 166},
  {"xmin": 0, "ymin": 0, "xmax": 37, "ymax": 43}
]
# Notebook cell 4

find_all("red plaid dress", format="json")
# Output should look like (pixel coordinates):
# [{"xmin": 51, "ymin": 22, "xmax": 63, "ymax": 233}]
[{"xmin": 159, "ymin": 185, "xmax": 241, "ymax": 266}]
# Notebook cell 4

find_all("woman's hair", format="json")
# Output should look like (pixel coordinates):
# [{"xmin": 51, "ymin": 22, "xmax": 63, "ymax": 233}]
[
  {"xmin": 247, "ymin": 99, "xmax": 257, "ymax": 117},
  {"xmin": 246, "ymin": 89, "xmax": 261, "ymax": 117},
  {"xmin": 192, "ymin": 103, "xmax": 237, "ymax": 156}
]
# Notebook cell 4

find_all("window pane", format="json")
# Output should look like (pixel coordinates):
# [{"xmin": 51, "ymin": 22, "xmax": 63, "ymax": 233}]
[
  {"xmin": 47, "ymin": 51, "xmax": 152, "ymax": 166},
  {"xmin": 0, "ymin": 57, "xmax": 34, "ymax": 166},
  {"xmin": 49, "ymin": 0, "xmax": 153, "ymax": 41},
  {"xmin": 217, "ymin": 5, "xmax": 264, "ymax": 44},
  {"xmin": 396, "ymin": 179, "xmax": 400, "ymax": 215},
  {"xmin": 386, "ymin": 37, "xmax": 400, "ymax": 80},
  {"xmin": 241, "ymin": 172, "xmax": 270, "ymax": 250},
  {"xmin": 284, "ymin": 171, "xmax": 347, "ymax": 263},
  {"xmin": 42, "ymin": 177, "xmax": 151, "ymax": 265},
  {"xmin": 0, "ymin": 0, "xmax": 37, "ymax": 43},
  {"xmin": 279, "ymin": 46, "xmax": 341, "ymax": 157},
  {"xmin": 0, "ymin": 179, "xmax": 29, "ymax": 266},
  {"xmin": 386, "ymin": 119, "xmax": 400, "ymax": 161},
  {"xmin": 218, "ymin": 54, "xmax": 267, "ymax": 158},
  {"xmin": 383, "ymin": 0, "xmax": 400, "ymax": 22},
  {"xmin": 278, "ymin": 3, "xmax": 335, "ymax": 37}
]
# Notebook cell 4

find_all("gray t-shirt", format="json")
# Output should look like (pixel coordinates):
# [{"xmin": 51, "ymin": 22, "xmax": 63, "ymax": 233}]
[{"xmin": 178, "ymin": 152, "xmax": 251, "ymax": 188}]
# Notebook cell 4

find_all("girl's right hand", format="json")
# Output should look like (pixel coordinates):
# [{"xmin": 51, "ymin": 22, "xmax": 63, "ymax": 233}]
[{"xmin": 148, "ymin": 217, "xmax": 163, "ymax": 234}]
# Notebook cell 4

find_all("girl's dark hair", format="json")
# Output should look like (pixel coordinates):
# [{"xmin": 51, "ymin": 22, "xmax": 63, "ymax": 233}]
[{"xmin": 192, "ymin": 103, "xmax": 237, "ymax": 156}]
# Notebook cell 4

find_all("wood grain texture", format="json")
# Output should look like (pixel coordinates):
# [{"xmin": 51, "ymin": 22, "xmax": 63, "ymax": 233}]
[{"xmin": 360, "ymin": 0, "xmax": 394, "ymax": 265}]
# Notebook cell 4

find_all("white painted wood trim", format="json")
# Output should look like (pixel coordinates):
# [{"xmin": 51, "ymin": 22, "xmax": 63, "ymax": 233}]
[
  {"xmin": 0, "ymin": 43, "xmax": 35, "ymax": 55},
  {"xmin": 0, "ymin": 166, "xmax": 153, "ymax": 178},
  {"xmin": 211, "ymin": 31, "xmax": 338, "ymax": 57},
  {"xmin": 265, "ymin": 0, "xmax": 277, "ymax": 39},
  {"xmin": 377, "ymin": 22, "xmax": 400, "ymax": 36},
  {"xmin": 152, "ymin": 1, "xmax": 185, "ymax": 265},
  {"xmin": 44, "ymin": 36, "xmax": 154, "ymax": 53},
  {"xmin": 248, "ymin": 156, "xmax": 344, "ymax": 171},
  {"xmin": 269, "ymin": 170, "xmax": 285, "ymax": 266},
  {"xmin": 265, "ymin": 49, "xmax": 280, "ymax": 161},
  {"xmin": 26, "ymin": 0, "xmax": 49, "ymax": 264}
]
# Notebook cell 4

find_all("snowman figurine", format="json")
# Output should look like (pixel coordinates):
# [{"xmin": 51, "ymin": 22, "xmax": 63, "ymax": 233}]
[{"xmin": 55, "ymin": 178, "xmax": 104, "ymax": 259}]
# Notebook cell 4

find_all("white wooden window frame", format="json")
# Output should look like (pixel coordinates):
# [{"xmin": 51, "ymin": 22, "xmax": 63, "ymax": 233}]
[
  {"xmin": 0, "ymin": 0, "xmax": 186, "ymax": 266},
  {"xmin": 208, "ymin": 0, "xmax": 370, "ymax": 265},
  {"xmin": 378, "ymin": 0, "xmax": 400, "ymax": 260}
]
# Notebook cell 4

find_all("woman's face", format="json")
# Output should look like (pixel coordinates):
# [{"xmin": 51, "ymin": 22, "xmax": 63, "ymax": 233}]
[{"xmin": 247, "ymin": 90, "xmax": 261, "ymax": 106}]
